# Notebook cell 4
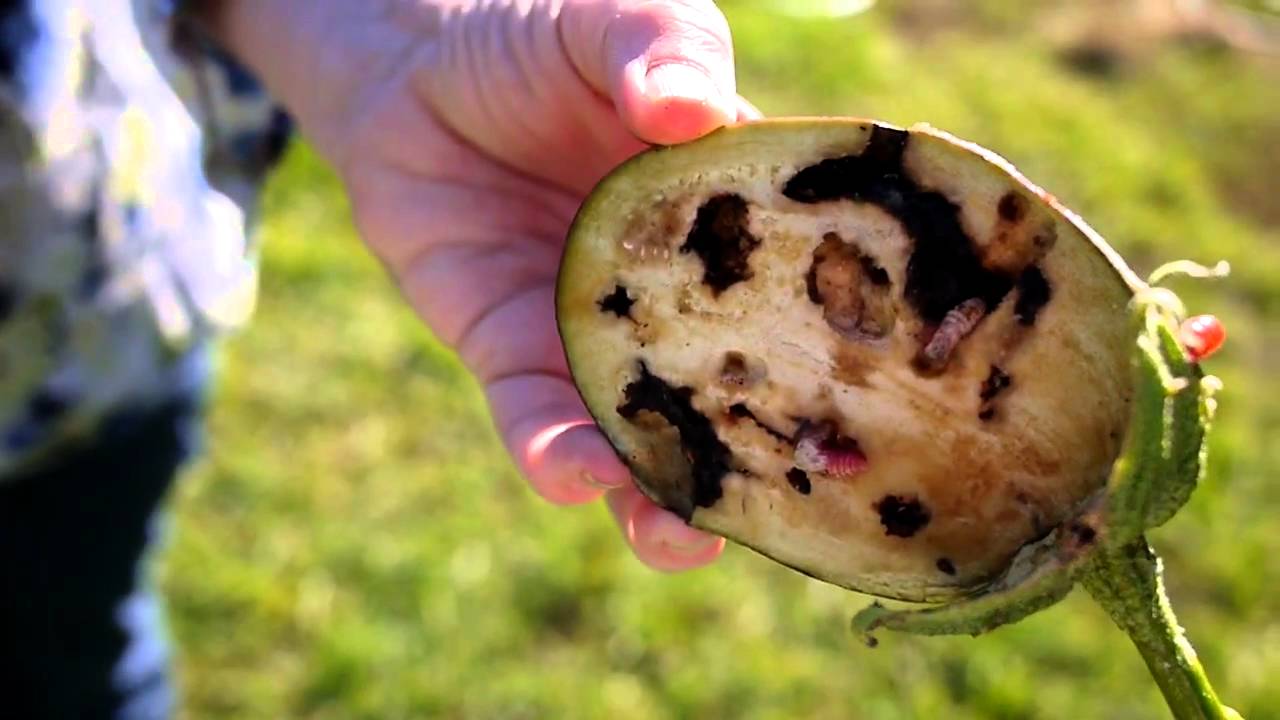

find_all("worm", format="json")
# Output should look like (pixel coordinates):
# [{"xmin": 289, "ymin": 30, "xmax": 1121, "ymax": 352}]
[
  {"xmin": 793, "ymin": 421, "xmax": 869, "ymax": 478},
  {"xmin": 919, "ymin": 298, "xmax": 987, "ymax": 371}
]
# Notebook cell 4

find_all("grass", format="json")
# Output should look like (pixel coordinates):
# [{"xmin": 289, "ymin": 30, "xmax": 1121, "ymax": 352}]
[{"xmin": 158, "ymin": 3, "xmax": 1280, "ymax": 718}]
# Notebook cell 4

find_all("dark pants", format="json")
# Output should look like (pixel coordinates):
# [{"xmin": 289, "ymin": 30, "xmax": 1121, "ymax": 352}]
[{"xmin": 0, "ymin": 398, "xmax": 199, "ymax": 719}]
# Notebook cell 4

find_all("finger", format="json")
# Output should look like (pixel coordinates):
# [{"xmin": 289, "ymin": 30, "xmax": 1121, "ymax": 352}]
[
  {"xmin": 488, "ymin": 372, "xmax": 632, "ymax": 505},
  {"xmin": 562, "ymin": 0, "xmax": 738, "ymax": 145},
  {"xmin": 606, "ymin": 485, "xmax": 725, "ymax": 572},
  {"xmin": 735, "ymin": 93, "xmax": 764, "ymax": 121}
]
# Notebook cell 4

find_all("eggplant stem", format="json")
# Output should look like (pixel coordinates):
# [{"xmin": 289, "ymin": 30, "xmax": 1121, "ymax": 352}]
[{"xmin": 1081, "ymin": 538, "xmax": 1241, "ymax": 720}]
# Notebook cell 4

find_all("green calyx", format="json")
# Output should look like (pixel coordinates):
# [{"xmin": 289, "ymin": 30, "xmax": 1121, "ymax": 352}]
[{"xmin": 853, "ymin": 260, "xmax": 1237, "ymax": 720}]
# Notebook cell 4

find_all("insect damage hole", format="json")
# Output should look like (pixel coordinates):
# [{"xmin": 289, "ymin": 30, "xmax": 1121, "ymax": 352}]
[
  {"xmin": 1013, "ymin": 266, "xmax": 1052, "ymax": 326},
  {"xmin": 680, "ymin": 194, "xmax": 761, "ymax": 296},
  {"xmin": 598, "ymin": 285, "xmax": 635, "ymax": 319},
  {"xmin": 785, "ymin": 468, "xmax": 812, "ymax": 495},
  {"xmin": 874, "ymin": 494, "xmax": 931, "ymax": 538},
  {"xmin": 782, "ymin": 126, "xmax": 1014, "ymax": 326},
  {"xmin": 806, "ymin": 232, "xmax": 895, "ymax": 341},
  {"xmin": 617, "ymin": 363, "xmax": 734, "ymax": 513}
]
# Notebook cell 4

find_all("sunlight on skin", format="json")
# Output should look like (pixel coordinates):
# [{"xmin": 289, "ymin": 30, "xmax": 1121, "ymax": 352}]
[{"xmin": 216, "ymin": 0, "xmax": 763, "ymax": 573}]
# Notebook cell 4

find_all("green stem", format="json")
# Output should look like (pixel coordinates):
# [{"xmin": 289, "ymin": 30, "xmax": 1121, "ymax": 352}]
[{"xmin": 1081, "ymin": 538, "xmax": 1240, "ymax": 720}]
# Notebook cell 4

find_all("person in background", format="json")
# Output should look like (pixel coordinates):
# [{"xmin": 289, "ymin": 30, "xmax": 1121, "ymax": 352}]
[{"xmin": 0, "ymin": 0, "xmax": 756, "ymax": 716}]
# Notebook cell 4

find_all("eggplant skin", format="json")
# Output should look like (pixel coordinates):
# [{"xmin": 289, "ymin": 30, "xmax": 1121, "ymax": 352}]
[{"xmin": 557, "ymin": 119, "xmax": 1140, "ymax": 602}]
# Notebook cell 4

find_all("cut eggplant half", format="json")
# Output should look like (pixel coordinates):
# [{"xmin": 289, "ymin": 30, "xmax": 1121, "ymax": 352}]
[{"xmin": 556, "ymin": 119, "xmax": 1140, "ymax": 602}]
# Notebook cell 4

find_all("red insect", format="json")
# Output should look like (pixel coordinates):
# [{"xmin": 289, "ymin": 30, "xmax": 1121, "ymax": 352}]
[
  {"xmin": 919, "ymin": 298, "xmax": 987, "ymax": 371},
  {"xmin": 1179, "ymin": 314, "xmax": 1226, "ymax": 363},
  {"xmin": 793, "ymin": 420, "xmax": 869, "ymax": 478}
]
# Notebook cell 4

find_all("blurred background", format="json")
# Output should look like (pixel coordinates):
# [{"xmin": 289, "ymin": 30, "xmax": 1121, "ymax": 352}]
[{"xmin": 158, "ymin": 1, "xmax": 1280, "ymax": 718}]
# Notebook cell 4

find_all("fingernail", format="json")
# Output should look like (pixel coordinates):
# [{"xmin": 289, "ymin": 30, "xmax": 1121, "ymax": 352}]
[
  {"xmin": 661, "ymin": 528, "xmax": 721, "ymax": 556},
  {"xmin": 645, "ymin": 63, "xmax": 719, "ymax": 104},
  {"xmin": 580, "ymin": 470, "xmax": 626, "ymax": 491}
]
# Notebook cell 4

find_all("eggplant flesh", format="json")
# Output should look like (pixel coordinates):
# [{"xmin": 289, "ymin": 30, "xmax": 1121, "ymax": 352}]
[{"xmin": 557, "ymin": 119, "xmax": 1137, "ymax": 602}]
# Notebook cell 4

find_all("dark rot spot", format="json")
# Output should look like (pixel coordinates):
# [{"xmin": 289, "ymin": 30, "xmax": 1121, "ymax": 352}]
[
  {"xmin": 1013, "ymin": 266, "xmax": 1051, "ymax": 326},
  {"xmin": 874, "ymin": 494, "xmax": 932, "ymax": 538},
  {"xmin": 783, "ymin": 126, "xmax": 1014, "ymax": 324},
  {"xmin": 1067, "ymin": 521, "xmax": 1097, "ymax": 548},
  {"xmin": 727, "ymin": 402, "xmax": 789, "ymax": 443},
  {"xmin": 860, "ymin": 256, "xmax": 891, "ymax": 286},
  {"xmin": 806, "ymin": 232, "xmax": 895, "ymax": 340},
  {"xmin": 785, "ymin": 468, "xmax": 812, "ymax": 495},
  {"xmin": 618, "ymin": 363, "xmax": 733, "ymax": 513},
  {"xmin": 980, "ymin": 366, "xmax": 1012, "ymax": 402},
  {"xmin": 978, "ymin": 408, "xmax": 997, "ymax": 422},
  {"xmin": 598, "ymin": 284, "xmax": 635, "ymax": 319},
  {"xmin": 805, "ymin": 265, "xmax": 821, "ymax": 304},
  {"xmin": 997, "ymin": 192, "xmax": 1027, "ymax": 223},
  {"xmin": 936, "ymin": 558, "xmax": 957, "ymax": 576},
  {"xmin": 680, "ymin": 194, "xmax": 761, "ymax": 295}
]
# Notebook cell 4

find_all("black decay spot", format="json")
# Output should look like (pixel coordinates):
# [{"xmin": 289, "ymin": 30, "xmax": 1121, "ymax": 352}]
[
  {"xmin": 936, "ymin": 557, "xmax": 957, "ymax": 576},
  {"xmin": 728, "ymin": 402, "xmax": 789, "ymax": 443},
  {"xmin": 598, "ymin": 284, "xmax": 635, "ymax": 319},
  {"xmin": 1068, "ymin": 521, "xmax": 1097, "ymax": 546},
  {"xmin": 980, "ymin": 366, "xmax": 1012, "ymax": 402},
  {"xmin": 997, "ymin": 192, "xmax": 1027, "ymax": 223},
  {"xmin": 1013, "ymin": 266, "xmax": 1051, "ymax": 326},
  {"xmin": 874, "ymin": 494, "xmax": 932, "ymax": 538},
  {"xmin": 860, "ymin": 256, "xmax": 891, "ymax": 286},
  {"xmin": 782, "ymin": 125, "xmax": 1014, "ymax": 324},
  {"xmin": 785, "ymin": 468, "xmax": 812, "ymax": 495},
  {"xmin": 680, "ymin": 194, "xmax": 761, "ymax": 296},
  {"xmin": 978, "ymin": 408, "xmax": 996, "ymax": 422},
  {"xmin": 618, "ymin": 363, "xmax": 732, "ymax": 513},
  {"xmin": 805, "ymin": 265, "xmax": 821, "ymax": 304}
]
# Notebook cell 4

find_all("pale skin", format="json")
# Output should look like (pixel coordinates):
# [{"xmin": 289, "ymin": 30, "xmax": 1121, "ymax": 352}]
[{"xmin": 207, "ymin": 0, "xmax": 760, "ymax": 571}]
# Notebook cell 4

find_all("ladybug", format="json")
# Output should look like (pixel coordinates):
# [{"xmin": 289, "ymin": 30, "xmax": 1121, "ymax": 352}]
[{"xmin": 1179, "ymin": 315, "xmax": 1226, "ymax": 362}]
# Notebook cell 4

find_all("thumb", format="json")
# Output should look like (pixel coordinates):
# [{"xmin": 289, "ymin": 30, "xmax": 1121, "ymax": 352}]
[{"xmin": 561, "ymin": 0, "xmax": 739, "ymax": 146}]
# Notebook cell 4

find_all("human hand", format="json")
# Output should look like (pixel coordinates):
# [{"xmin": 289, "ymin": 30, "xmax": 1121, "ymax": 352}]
[{"xmin": 215, "ymin": 0, "xmax": 760, "ymax": 571}]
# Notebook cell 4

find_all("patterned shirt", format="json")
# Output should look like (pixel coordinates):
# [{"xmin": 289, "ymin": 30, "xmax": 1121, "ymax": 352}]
[{"xmin": 0, "ymin": 0, "xmax": 286, "ymax": 476}]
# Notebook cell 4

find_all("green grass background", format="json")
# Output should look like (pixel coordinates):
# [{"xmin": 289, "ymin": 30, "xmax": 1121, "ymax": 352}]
[{"xmin": 158, "ymin": 3, "xmax": 1280, "ymax": 718}]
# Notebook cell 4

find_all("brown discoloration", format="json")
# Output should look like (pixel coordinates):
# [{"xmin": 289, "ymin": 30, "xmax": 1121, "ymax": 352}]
[
  {"xmin": 807, "ymin": 232, "xmax": 895, "ymax": 341},
  {"xmin": 680, "ymin": 194, "xmax": 761, "ymax": 295},
  {"xmin": 936, "ymin": 557, "xmax": 957, "ymax": 576},
  {"xmin": 720, "ymin": 351, "xmax": 765, "ymax": 389},
  {"xmin": 834, "ymin": 346, "xmax": 873, "ymax": 387},
  {"xmin": 982, "ymin": 188, "xmax": 1058, "ymax": 276},
  {"xmin": 621, "ymin": 199, "xmax": 686, "ymax": 263}
]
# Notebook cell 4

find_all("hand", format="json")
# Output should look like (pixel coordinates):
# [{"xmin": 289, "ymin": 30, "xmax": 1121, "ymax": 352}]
[{"xmin": 216, "ymin": 0, "xmax": 760, "ymax": 571}]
